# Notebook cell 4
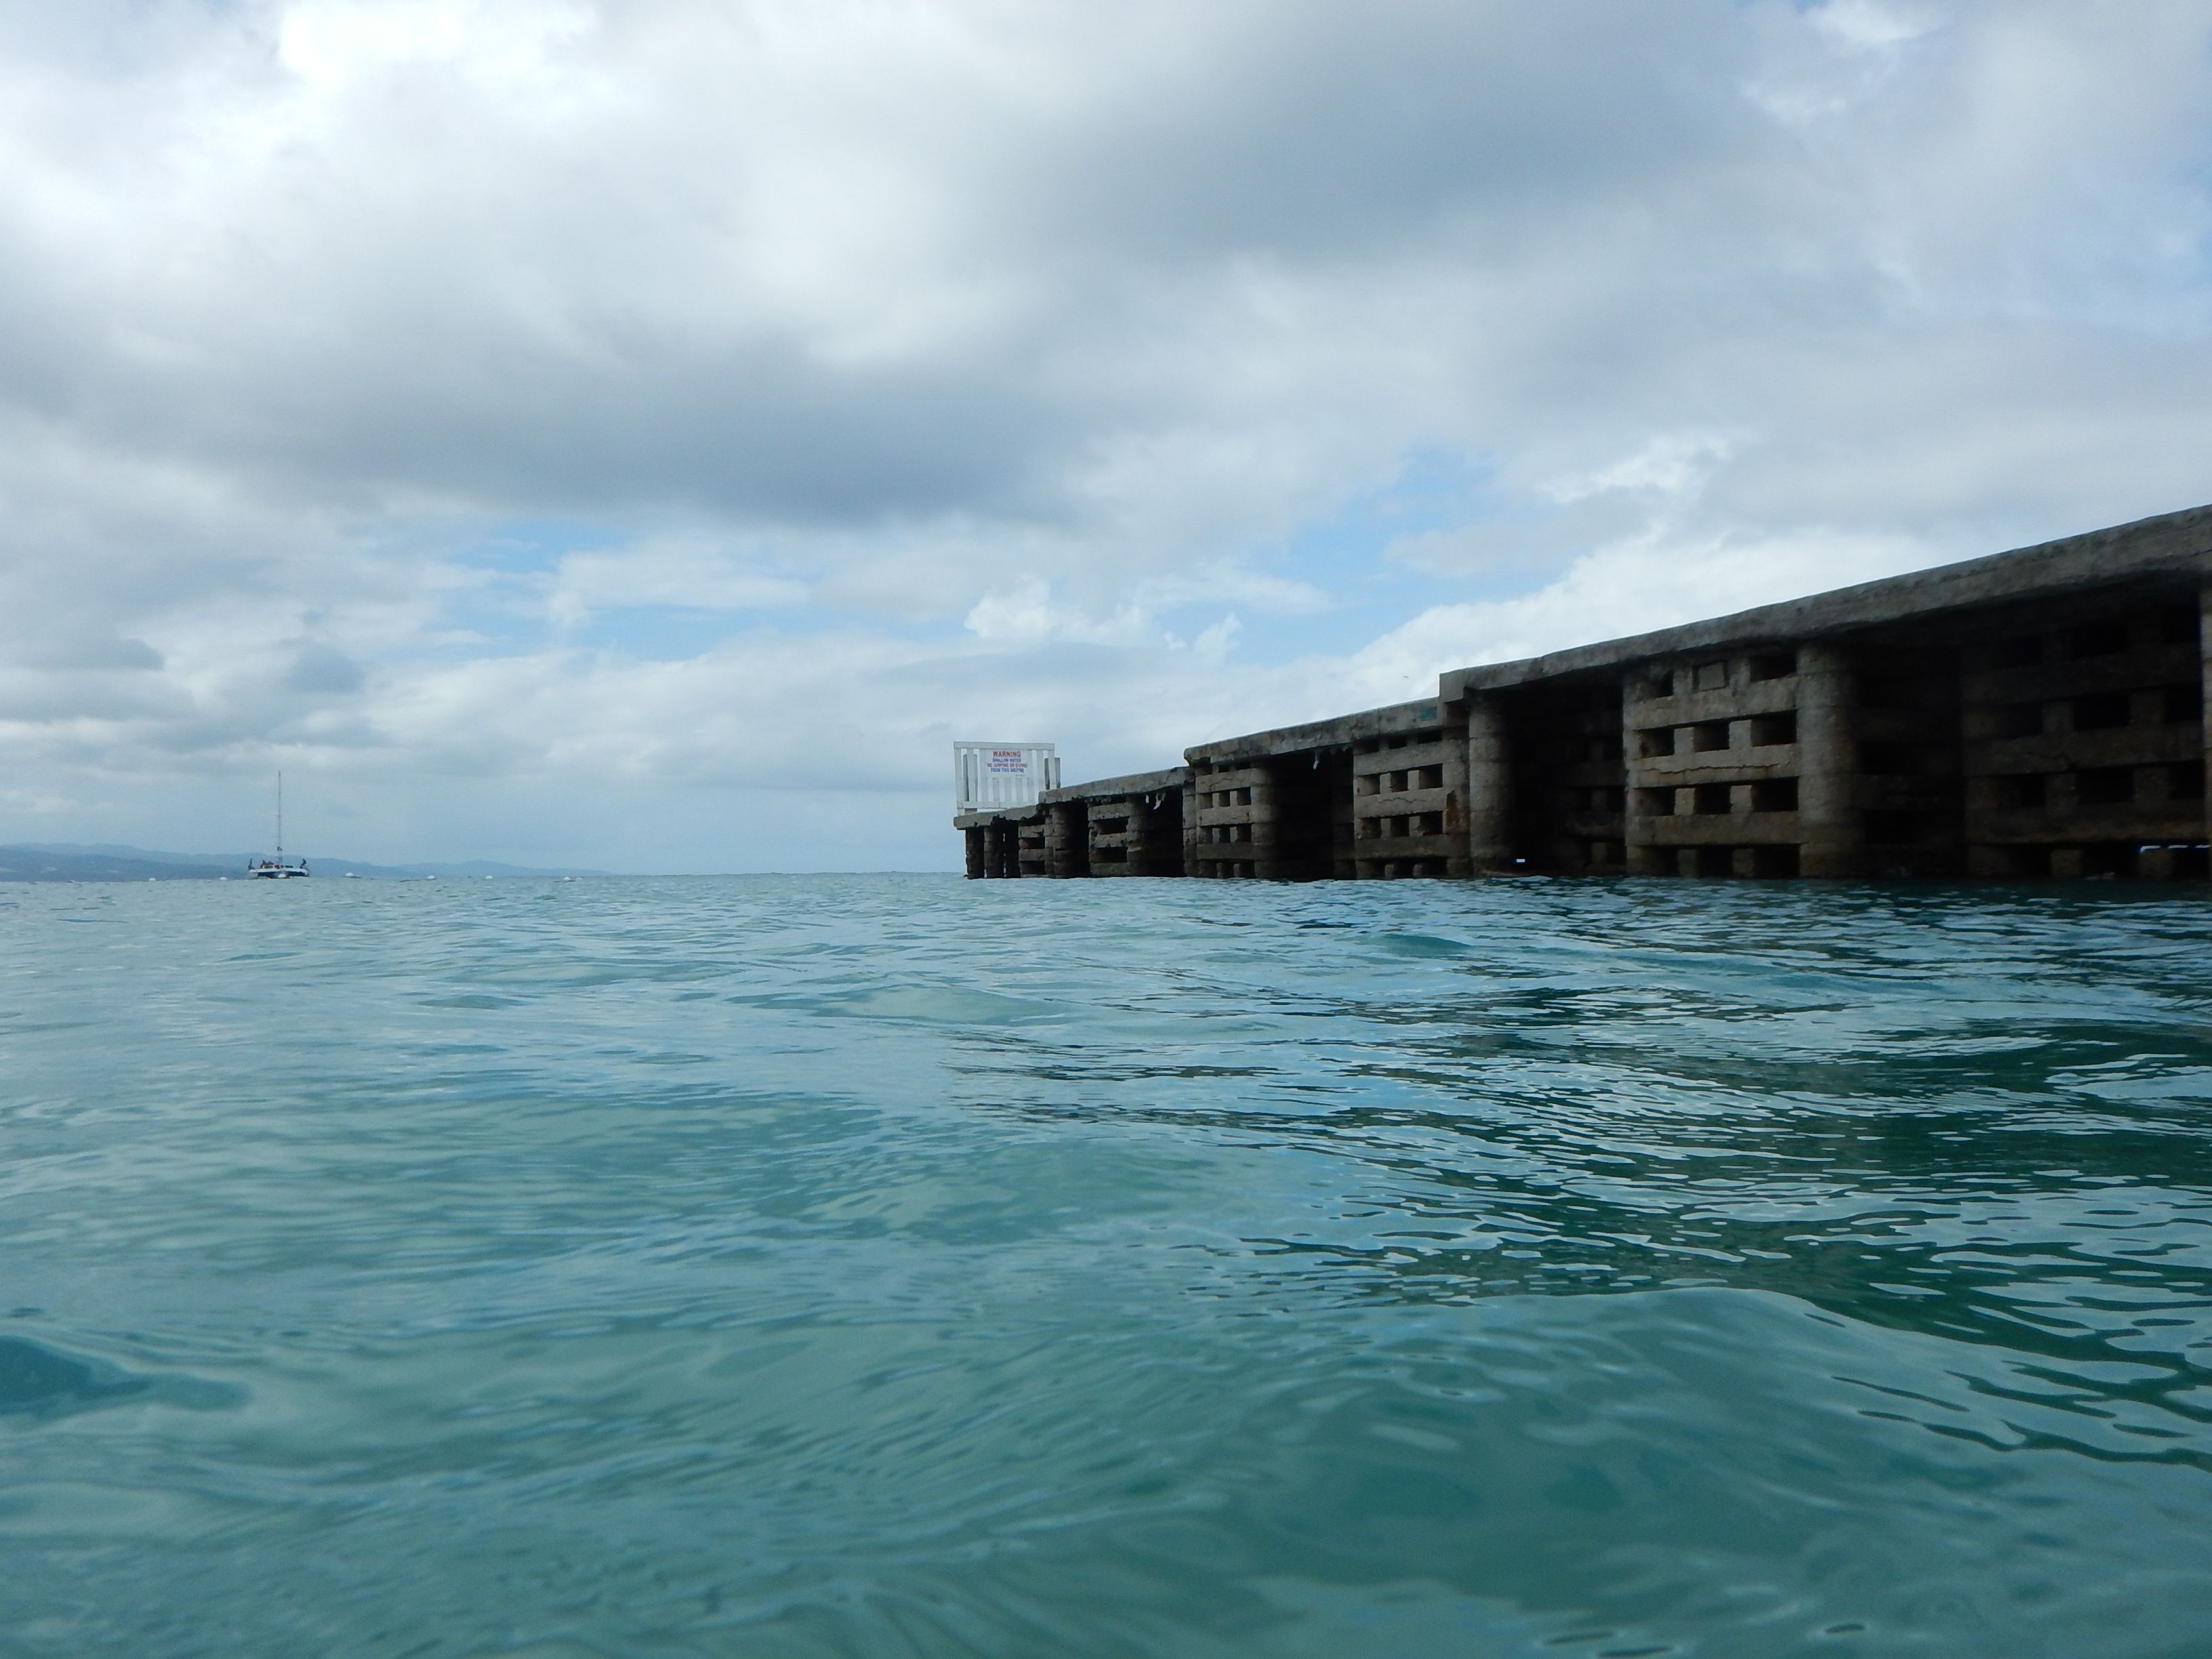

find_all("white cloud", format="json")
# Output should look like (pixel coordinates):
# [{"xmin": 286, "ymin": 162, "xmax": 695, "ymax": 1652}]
[
  {"xmin": 1349, "ymin": 527, "xmax": 1931, "ymax": 702},
  {"xmin": 545, "ymin": 537, "xmax": 809, "ymax": 630}
]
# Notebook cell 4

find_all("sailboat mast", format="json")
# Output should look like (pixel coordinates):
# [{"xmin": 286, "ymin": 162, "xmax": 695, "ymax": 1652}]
[{"xmin": 276, "ymin": 771, "xmax": 283, "ymax": 858}]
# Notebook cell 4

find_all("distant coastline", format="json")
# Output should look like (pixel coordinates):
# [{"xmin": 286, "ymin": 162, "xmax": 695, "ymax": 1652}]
[{"xmin": 0, "ymin": 843, "xmax": 611, "ymax": 882}]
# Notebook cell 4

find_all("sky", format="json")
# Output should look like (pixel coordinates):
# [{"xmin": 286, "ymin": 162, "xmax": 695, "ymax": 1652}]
[{"xmin": 2, "ymin": 0, "xmax": 2209, "ymax": 872}]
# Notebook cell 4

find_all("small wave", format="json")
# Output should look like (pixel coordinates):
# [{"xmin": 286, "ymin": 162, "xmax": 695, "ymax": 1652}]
[{"xmin": 0, "ymin": 1336, "xmax": 241, "ymax": 1422}]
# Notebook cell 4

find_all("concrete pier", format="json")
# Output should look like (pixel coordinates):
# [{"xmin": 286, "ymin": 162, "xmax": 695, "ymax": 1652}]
[
  {"xmin": 1047, "ymin": 769, "xmax": 1188, "ymax": 877},
  {"xmin": 1189, "ymin": 702, "xmax": 1446, "ymax": 879},
  {"xmin": 960, "ymin": 505, "xmax": 2212, "ymax": 882}
]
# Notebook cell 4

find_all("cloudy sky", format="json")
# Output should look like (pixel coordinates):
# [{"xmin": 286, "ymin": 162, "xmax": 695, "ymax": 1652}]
[{"xmin": 3, "ymin": 0, "xmax": 2208, "ymax": 871}]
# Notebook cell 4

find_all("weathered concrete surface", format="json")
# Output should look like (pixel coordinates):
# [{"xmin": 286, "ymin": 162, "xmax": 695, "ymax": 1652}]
[
  {"xmin": 1189, "ymin": 701, "xmax": 1441, "ymax": 879},
  {"xmin": 1039, "ymin": 768, "xmax": 1190, "ymax": 804},
  {"xmin": 1038, "ymin": 767, "xmax": 1189, "ymax": 877},
  {"xmin": 956, "ymin": 807, "xmax": 1041, "ymax": 879}
]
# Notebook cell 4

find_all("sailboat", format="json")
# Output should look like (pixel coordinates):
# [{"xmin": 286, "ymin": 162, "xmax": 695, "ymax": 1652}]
[{"xmin": 248, "ymin": 772, "xmax": 310, "ymax": 879}]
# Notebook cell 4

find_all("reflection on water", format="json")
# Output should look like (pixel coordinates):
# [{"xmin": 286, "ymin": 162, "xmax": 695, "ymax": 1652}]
[{"xmin": 1, "ymin": 874, "xmax": 2208, "ymax": 1656}]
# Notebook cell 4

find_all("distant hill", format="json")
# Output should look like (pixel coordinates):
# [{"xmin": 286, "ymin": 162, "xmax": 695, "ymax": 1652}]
[{"xmin": 0, "ymin": 843, "xmax": 612, "ymax": 882}]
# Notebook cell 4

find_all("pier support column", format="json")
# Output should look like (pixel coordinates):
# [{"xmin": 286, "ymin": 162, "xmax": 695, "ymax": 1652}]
[
  {"xmin": 1797, "ymin": 642, "xmax": 1866, "ymax": 879},
  {"xmin": 1249, "ymin": 769, "xmax": 1286, "ymax": 879},
  {"xmin": 1465, "ymin": 695, "xmax": 1513, "ymax": 873},
  {"xmin": 1046, "ymin": 802, "xmax": 1088, "ymax": 878},
  {"xmin": 1621, "ymin": 671, "xmax": 1668, "ymax": 875},
  {"xmin": 1180, "ymin": 773, "xmax": 1200, "ymax": 877},
  {"xmin": 1441, "ymin": 718, "xmax": 1473, "ymax": 878},
  {"xmin": 964, "ymin": 824, "xmax": 985, "ymax": 879},
  {"xmin": 989, "ymin": 817, "xmax": 1021, "ymax": 878},
  {"xmin": 2201, "ymin": 581, "xmax": 2212, "ymax": 853}
]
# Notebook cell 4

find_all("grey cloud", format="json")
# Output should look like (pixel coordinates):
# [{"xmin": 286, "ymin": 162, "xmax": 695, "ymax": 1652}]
[
  {"xmin": 11, "ymin": 633, "xmax": 165, "ymax": 671},
  {"xmin": 283, "ymin": 642, "xmax": 365, "ymax": 694},
  {"xmin": 995, "ymin": 3, "xmax": 1759, "ymax": 264},
  {"xmin": 0, "ymin": 1, "xmax": 1759, "ymax": 531}
]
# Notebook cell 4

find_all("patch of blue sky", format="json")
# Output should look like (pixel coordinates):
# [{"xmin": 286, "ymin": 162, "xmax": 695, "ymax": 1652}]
[
  {"xmin": 1167, "ymin": 448, "xmax": 1575, "ymax": 665},
  {"xmin": 418, "ymin": 516, "xmax": 955, "ymax": 660},
  {"xmin": 447, "ymin": 516, "xmax": 612, "ymax": 574},
  {"xmin": 392, "ymin": 516, "xmax": 613, "ymax": 657},
  {"xmin": 417, "ymin": 465, "xmax": 1597, "ymax": 667},
  {"xmin": 556, "ymin": 605, "xmax": 964, "ymax": 660}
]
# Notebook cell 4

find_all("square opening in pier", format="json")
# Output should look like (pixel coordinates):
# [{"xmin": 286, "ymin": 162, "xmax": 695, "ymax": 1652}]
[
  {"xmin": 1637, "ymin": 787, "xmax": 1677, "ymax": 817},
  {"xmin": 1693, "ymin": 661, "xmax": 1728, "ymax": 692},
  {"xmin": 1750, "ymin": 777, "xmax": 1798, "ymax": 813},
  {"xmin": 2144, "ymin": 844, "xmax": 2212, "ymax": 879},
  {"xmin": 2071, "ymin": 692, "xmax": 2131, "ymax": 732},
  {"xmin": 2075, "ymin": 766, "xmax": 2134, "ymax": 806},
  {"xmin": 1993, "ymin": 635, "xmax": 2043, "ymax": 668},
  {"xmin": 2083, "ymin": 842, "xmax": 2137, "ymax": 878},
  {"xmin": 1748, "ymin": 650, "xmax": 1796, "ymax": 682},
  {"xmin": 1860, "ymin": 742, "xmax": 1919, "ymax": 776},
  {"xmin": 1690, "ymin": 721, "xmax": 1730, "ymax": 753},
  {"xmin": 1637, "ymin": 727, "xmax": 1676, "ymax": 758},
  {"xmin": 1996, "ymin": 773, "xmax": 2048, "ymax": 808},
  {"xmin": 1864, "ymin": 810, "xmax": 1921, "ymax": 844},
  {"xmin": 1750, "ymin": 712, "xmax": 1796, "ymax": 747},
  {"xmin": 2161, "ymin": 684, "xmax": 2203, "ymax": 724},
  {"xmin": 2070, "ymin": 619, "xmax": 2129, "ymax": 659},
  {"xmin": 1694, "ymin": 783, "xmax": 1732, "ymax": 815},
  {"xmin": 2154, "ymin": 605, "xmax": 2200, "ymax": 645},
  {"xmin": 1750, "ymin": 844, "xmax": 1799, "ymax": 878},
  {"xmin": 1976, "ymin": 843, "xmax": 2049, "ymax": 878},
  {"xmin": 1992, "ymin": 703, "xmax": 2043, "ymax": 739}
]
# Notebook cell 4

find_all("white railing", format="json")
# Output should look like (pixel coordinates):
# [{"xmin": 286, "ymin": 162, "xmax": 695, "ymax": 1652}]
[{"xmin": 954, "ymin": 742, "xmax": 1059, "ymax": 815}]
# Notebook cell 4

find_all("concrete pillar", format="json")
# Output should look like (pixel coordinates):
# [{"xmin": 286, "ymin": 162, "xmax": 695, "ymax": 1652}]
[
  {"xmin": 1622, "ymin": 672, "xmax": 1667, "ymax": 874},
  {"xmin": 964, "ymin": 824, "xmax": 985, "ymax": 880},
  {"xmin": 2200, "ymin": 581, "xmax": 2211, "ymax": 850},
  {"xmin": 1465, "ymin": 695, "xmax": 1513, "ymax": 872},
  {"xmin": 1250, "ymin": 767, "xmax": 1285, "ymax": 879},
  {"xmin": 1046, "ymin": 802, "xmax": 1088, "ymax": 878},
  {"xmin": 1796, "ymin": 641, "xmax": 1865, "ymax": 878},
  {"xmin": 1181, "ymin": 774, "xmax": 1200, "ymax": 878},
  {"xmin": 1441, "ymin": 717, "xmax": 1473, "ymax": 878}
]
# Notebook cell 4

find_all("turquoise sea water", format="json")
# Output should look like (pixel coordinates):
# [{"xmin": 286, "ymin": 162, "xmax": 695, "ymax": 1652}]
[{"xmin": 3, "ymin": 874, "xmax": 2211, "ymax": 1658}]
